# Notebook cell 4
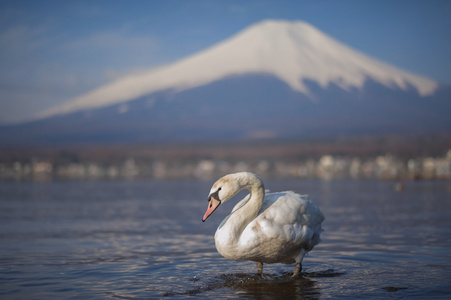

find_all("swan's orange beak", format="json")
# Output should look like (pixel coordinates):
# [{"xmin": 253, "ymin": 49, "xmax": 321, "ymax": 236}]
[{"xmin": 202, "ymin": 197, "xmax": 221, "ymax": 222}]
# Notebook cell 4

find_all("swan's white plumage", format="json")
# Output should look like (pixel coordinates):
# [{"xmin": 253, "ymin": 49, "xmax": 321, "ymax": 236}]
[{"xmin": 203, "ymin": 172, "xmax": 325, "ymax": 275}]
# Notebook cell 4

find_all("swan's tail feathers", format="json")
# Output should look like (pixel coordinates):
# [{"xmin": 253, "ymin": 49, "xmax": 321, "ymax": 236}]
[{"xmin": 311, "ymin": 232, "xmax": 322, "ymax": 248}]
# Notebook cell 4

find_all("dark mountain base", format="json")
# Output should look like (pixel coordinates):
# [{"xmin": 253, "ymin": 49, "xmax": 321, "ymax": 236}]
[{"xmin": 1, "ymin": 74, "xmax": 450, "ymax": 146}]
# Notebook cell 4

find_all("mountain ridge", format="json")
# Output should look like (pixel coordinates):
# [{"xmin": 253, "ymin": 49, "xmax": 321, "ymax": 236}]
[
  {"xmin": 36, "ymin": 19, "xmax": 438, "ymax": 120},
  {"xmin": 1, "ymin": 19, "xmax": 449, "ymax": 146}
]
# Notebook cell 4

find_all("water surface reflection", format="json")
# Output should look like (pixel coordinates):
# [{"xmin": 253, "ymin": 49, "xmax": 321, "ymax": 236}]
[{"xmin": 0, "ymin": 180, "xmax": 450, "ymax": 298}]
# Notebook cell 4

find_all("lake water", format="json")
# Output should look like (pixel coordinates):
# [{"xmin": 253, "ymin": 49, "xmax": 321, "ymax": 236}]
[{"xmin": 0, "ymin": 179, "xmax": 450, "ymax": 299}]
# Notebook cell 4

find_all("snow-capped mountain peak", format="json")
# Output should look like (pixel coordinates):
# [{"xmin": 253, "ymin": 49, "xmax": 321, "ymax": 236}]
[{"xmin": 38, "ymin": 19, "xmax": 438, "ymax": 119}]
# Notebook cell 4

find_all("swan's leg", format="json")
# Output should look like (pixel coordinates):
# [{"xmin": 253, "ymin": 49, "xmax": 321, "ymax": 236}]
[
  {"xmin": 256, "ymin": 262, "xmax": 263, "ymax": 275},
  {"xmin": 292, "ymin": 263, "xmax": 302, "ymax": 277},
  {"xmin": 292, "ymin": 249, "xmax": 306, "ymax": 277}
]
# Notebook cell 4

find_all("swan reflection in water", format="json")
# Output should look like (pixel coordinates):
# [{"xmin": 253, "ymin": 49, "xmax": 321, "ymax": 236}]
[
  {"xmin": 165, "ymin": 272, "xmax": 325, "ymax": 299},
  {"xmin": 216, "ymin": 273, "xmax": 320, "ymax": 299}
]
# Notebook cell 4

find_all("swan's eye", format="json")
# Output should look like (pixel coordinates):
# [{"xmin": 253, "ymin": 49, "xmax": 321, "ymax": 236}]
[{"xmin": 208, "ymin": 187, "xmax": 222, "ymax": 202}]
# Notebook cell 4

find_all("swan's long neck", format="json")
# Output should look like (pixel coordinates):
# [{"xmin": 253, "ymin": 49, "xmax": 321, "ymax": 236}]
[{"xmin": 218, "ymin": 174, "xmax": 265, "ymax": 241}]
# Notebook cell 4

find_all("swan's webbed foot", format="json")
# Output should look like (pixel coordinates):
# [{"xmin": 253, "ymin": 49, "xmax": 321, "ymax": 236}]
[
  {"xmin": 292, "ymin": 263, "xmax": 302, "ymax": 277},
  {"xmin": 256, "ymin": 262, "xmax": 263, "ymax": 275}
]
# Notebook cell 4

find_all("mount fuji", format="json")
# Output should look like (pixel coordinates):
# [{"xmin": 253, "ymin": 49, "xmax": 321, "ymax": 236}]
[{"xmin": 1, "ymin": 20, "xmax": 450, "ymax": 145}]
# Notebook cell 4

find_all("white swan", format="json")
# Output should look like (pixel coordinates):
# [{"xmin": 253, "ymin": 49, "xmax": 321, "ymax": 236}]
[{"xmin": 202, "ymin": 172, "xmax": 325, "ymax": 277}]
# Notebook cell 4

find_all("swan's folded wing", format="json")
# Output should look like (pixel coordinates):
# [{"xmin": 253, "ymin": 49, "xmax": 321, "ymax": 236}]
[
  {"xmin": 250, "ymin": 191, "xmax": 324, "ymax": 249},
  {"xmin": 260, "ymin": 191, "xmax": 310, "ymax": 224}
]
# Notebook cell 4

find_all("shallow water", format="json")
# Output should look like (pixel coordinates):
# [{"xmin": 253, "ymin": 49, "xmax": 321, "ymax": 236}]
[{"xmin": 0, "ymin": 179, "xmax": 450, "ymax": 299}]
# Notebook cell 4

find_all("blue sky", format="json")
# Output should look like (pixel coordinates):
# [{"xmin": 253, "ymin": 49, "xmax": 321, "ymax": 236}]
[{"xmin": 1, "ymin": 0, "xmax": 450, "ymax": 124}]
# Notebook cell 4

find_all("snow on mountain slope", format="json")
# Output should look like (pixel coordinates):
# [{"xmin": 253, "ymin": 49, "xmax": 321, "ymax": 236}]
[{"xmin": 37, "ymin": 19, "xmax": 438, "ymax": 119}]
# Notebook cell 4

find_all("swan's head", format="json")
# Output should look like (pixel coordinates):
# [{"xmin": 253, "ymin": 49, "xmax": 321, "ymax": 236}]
[{"xmin": 202, "ymin": 172, "xmax": 261, "ymax": 222}]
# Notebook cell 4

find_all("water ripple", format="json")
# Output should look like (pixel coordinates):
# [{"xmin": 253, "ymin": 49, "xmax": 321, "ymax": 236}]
[{"xmin": 1, "ymin": 180, "xmax": 450, "ymax": 299}]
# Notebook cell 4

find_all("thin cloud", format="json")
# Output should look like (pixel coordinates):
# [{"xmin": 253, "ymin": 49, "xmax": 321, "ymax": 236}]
[
  {"xmin": 60, "ymin": 31, "xmax": 158, "ymax": 63},
  {"xmin": 0, "ymin": 22, "xmax": 160, "ymax": 123}
]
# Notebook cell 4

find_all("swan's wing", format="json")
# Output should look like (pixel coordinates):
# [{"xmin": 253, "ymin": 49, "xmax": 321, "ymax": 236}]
[
  {"xmin": 261, "ymin": 191, "xmax": 324, "ymax": 227},
  {"xmin": 245, "ymin": 191, "xmax": 324, "ymax": 251}
]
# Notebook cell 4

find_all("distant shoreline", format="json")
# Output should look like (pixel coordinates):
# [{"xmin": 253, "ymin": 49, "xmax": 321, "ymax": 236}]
[{"xmin": 1, "ymin": 136, "xmax": 450, "ymax": 181}]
